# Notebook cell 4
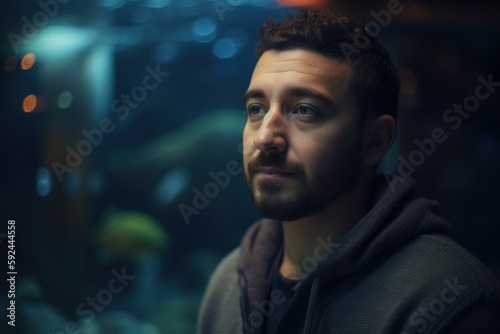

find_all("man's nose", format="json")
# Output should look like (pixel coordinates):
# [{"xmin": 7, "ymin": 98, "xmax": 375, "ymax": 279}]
[{"xmin": 253, "ymin": 110, "xmax": 287, "ymax": 153}]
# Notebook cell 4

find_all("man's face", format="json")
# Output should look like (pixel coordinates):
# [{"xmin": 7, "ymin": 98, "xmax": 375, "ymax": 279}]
[{"xmin": 243, "ymin": 49, "xmax": 363, "ymax": 221}]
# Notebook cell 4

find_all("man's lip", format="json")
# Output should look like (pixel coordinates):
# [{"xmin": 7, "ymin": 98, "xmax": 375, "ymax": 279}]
[{"xmin": 255, "ymin": 167, "xmax": 293, "ymax": 174}]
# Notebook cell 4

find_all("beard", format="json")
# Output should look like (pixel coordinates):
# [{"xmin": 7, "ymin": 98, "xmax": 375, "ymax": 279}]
[{"xmin": 244, "ymin": 140, "xmax": 362, "ymax": 222}]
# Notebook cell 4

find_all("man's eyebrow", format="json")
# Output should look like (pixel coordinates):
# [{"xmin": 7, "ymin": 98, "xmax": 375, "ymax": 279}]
[
  {"xmin": 244, "ymin": 89, "xmax": 266, "ymax": 102},
  {"xmin": 244, "ymin": 87, "xmax": 337, "ymax": 110},
  {"xmin": 284, "ymin": 87, "xmax": 336, "ymax": 110}
]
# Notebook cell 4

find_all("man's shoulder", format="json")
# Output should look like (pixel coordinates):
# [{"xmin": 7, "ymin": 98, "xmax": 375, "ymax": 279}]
[
  {"xmin": 393, "ymin": 233, "xmax": 500, "ymax": 289},
  {"xmin": 312, "ymin": 234, "xmax": 500, "ymax": 333},
  {"xmin": 202, "ymin": 246, "xmax": 241, "ymax": 299},
  {"xmin": 197, "ymin": 247, "xmax": 242, "ymax": 334},
  {"xmin": 357, "ymin": 233, "xmax": 500, "ymax": 318},
  {"xmin": 212, "ymin": 247, "xmax": 240, "ymax": 278}
]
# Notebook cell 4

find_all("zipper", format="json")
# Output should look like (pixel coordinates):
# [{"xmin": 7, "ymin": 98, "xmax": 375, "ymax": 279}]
[
  {"xmin": 239, "ymin": 292, "xmax": 248, "ymax": 334},
  {"xmin": 239, "ymin": 273, "xmax": 251, "ymax": 334},
  {"xmin": 304, "ymin": 278, "xmax": 321, "ymax": 334}
]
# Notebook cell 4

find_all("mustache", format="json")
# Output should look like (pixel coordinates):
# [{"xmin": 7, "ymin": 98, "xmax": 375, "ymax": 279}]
[{"xmin": 247, "ymin": 153, "xmax": 304, "ymax": 175}]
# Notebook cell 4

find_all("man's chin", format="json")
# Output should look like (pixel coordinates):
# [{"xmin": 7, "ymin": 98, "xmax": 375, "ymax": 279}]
[
  {"xmin": 254, "ymin": 206, "xmax": 314, "ymax": 222},
  {"xmin": 251, "ymin": 195, "xmax": 313, "ymax": 222}
]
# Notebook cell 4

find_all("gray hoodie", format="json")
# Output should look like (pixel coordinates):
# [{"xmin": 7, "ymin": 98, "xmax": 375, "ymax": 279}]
[{"xmin": 197, "ymin": 175, "xmax": 500, "ymax": 333}]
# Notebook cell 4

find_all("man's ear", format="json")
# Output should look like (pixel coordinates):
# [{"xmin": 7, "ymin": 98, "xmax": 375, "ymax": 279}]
[{"xmin": 361, "ymin": 114, "xmax": 396, "ymax": 166}]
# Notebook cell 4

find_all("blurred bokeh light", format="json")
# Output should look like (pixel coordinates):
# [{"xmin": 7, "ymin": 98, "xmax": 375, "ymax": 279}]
[
  {"xmin": 22, "ymin": 94, "xmax": 37, "ymax": 112},
  {"xmin": 21, "ymin": 52, "xmax": 36, "ymax": 70}
]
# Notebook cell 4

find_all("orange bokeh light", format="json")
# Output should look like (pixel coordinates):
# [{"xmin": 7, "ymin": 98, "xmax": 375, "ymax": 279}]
[
  {"xmin": 23, "ymin": 94, "xmax": 37, "ymax": 113},
  {"xmin": 21, "ymin": 53, "xmax": 36, "ymax": 70}
]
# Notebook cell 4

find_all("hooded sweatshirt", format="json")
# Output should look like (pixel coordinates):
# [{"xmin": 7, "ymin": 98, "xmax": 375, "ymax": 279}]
[{"xmin": 197, "ymin": 175, "xmax": 500, "ymax": 334}]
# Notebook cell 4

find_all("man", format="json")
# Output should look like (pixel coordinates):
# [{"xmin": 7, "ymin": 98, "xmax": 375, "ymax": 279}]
[{"xmin": 197, "ymin": 8, "xmax": 500, "ymax": 334}]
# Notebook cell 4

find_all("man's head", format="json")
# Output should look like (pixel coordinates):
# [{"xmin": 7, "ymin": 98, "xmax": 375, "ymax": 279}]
[
  {"xmin": 256, "ymin": 8, "xmax": 400, "ymax": 123},
  {"xmin": 243, "ymin": 9, "xmax": 399, "ymax": 222}
]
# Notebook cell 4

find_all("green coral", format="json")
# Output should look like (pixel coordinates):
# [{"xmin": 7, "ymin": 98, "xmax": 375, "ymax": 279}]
[{"xmin": 98, "ymin": 210, "xmax": 169, "ymax": 262}]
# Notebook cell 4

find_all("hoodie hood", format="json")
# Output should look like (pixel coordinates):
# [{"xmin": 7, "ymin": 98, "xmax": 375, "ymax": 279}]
[{"xmin": 236, "ymin": 174, "xmax": 450, "ymax": 333}]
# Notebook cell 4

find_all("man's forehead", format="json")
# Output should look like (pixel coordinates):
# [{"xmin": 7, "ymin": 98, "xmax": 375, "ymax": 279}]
[{"xmin": 249, "ymin": 49, "xmax": 352, "ymax": 97}]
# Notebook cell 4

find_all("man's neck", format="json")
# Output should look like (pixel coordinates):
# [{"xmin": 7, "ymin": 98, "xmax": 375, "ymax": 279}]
[{"xmin": 279, "ymin": 175, "xmax": 374, "ymax": 280}]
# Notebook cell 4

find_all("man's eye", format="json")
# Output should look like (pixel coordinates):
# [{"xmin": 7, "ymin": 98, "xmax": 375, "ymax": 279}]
[
  {"xmin": 248, "ymin": 105, "xmax": 265, "ymax": 115},
  {"xmin": 294, "ymin": 106, "xmax": 317, "ymax": 116}
]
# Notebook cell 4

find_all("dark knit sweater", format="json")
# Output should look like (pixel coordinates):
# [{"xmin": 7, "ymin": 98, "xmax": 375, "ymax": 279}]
[{"xmin": 197, "ymin": 175, "xmax": 500, "ymax": 333}]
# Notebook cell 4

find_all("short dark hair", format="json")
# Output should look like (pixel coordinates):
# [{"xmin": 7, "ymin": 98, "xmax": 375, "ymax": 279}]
[{"xmin": 256, "ymin": 8, "xmax": 400, "ymax": 122}]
